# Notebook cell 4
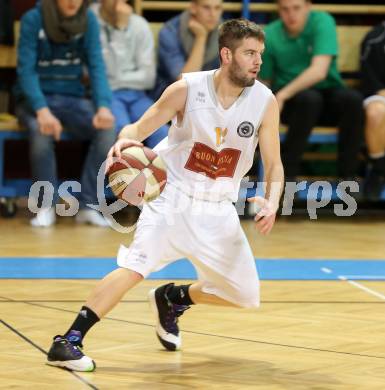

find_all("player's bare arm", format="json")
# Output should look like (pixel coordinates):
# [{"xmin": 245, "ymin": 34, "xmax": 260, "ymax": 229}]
[
  {"xmin": 106, "ymin": 79, "xmax": 187, "ymax": 168},
  {"xmin": 118, "ymin": 79, "xmax": 187, "ymax": 141},
  {"xmin": 251, "ymin": 95, "xmax": 284, "ymax": 235}
]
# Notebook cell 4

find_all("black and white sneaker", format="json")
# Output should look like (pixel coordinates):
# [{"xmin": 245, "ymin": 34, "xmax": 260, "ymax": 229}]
[
  {"xmin": 148, "ymin": 283, "xmax": 190, "ymax": 351},
  {"xmin": 47, "ymin": 334, "xmax": 95, "ymax": 372}
]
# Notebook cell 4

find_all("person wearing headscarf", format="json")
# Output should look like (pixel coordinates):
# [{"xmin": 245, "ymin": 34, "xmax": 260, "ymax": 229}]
[{"xmin": 15, "ymin": 0, "xmax": 115, "ymax": 227}]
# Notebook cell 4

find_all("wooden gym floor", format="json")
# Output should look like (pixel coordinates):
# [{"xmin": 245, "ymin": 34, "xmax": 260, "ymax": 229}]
[{"xmin": 1, "ymin": 212, "xmax": 385, "ymax": 389}]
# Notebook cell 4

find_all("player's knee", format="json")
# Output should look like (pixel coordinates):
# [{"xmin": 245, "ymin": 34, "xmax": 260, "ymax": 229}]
[
  {"xmin": 117, "ymin": 267, "xmax": 144, "ymax": 283},
  {"xmin": 366, "ymin": 103, "xmax": 385, "ymax": 128},
  {"xmin": 128, "ymin": 269, "xmax": 144, "ymax": 281},
  {"xmin": 233, "ymin": 286, "xmax": 260, "ymax": 309}
]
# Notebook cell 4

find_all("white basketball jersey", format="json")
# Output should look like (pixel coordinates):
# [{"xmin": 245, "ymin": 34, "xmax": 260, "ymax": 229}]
[{"xmin": 156, "ymin": 70, "xmax": 273, "ymax": 202}]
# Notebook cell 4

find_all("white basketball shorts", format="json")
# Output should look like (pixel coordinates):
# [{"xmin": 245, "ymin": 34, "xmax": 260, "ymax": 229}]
[{"xmin": 117, "ymin": 184, "xmax": 260, "ymax": 308}]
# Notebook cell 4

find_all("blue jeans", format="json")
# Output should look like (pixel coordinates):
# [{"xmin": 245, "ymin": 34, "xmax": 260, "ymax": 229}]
[
  {"xmin": 16, "ymin": 95, "xmax": 116, "ymax": 209},
  {"xmin": 111, "ymin": 89, "xmax": 168, "ymax": 148}
]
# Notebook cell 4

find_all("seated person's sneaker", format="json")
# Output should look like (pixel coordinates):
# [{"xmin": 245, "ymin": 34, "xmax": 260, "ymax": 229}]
[
  {"xmin": 47, "ymin": 331, "xmax": 95, "ymax": 372},
  {"xmin": 364, "ymin": 169, "xmax": 385, "ymax": 201},
  {"xmin": 148, "ymin": 283, "xmax": 190, "ymax": 351},
  {"xmin": 75, "ymin": 209, "xmax": 109, "ymax": 227},
  {"xmin": 30, "ymin": 207, "xmax": 56, "ymax": 227}
]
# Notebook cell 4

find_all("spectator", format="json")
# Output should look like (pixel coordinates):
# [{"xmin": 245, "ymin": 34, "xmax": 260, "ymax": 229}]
[
  {"xmin": 153, "ymin": 0, "xmax": 223, "ymax": 99},
  {"xmin": 14, "ymin": 0, "xmax": 115, "ymax": 227},
  {"xmin": 259, "ymin": 0, "xmax": 364, "ymax": 182},
  {"xmin": 91, "ymin": 0, "xmax": 168, "ymax": 147},
  {"xmin": 361, "ymin": 22, "xmax": 385, "ymax": 201}
]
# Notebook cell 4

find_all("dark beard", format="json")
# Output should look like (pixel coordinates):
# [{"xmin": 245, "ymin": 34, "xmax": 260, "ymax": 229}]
[{"xmin": 228, "ymin": 61, "xmax": 255, "ymax": 88}]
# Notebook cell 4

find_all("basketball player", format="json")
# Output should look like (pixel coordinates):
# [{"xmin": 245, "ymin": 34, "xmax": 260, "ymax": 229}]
[{"xmin": 46, "ymin": 19, "xmax": 284, "ymax": 371}]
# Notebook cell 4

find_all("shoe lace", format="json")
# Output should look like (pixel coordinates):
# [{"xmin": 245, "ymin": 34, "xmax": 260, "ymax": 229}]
[
  {"xmin": 64, "ymin": 340, "xmax": 83, "ymax": 358},
  {"xmin": 164, "ymin": 303, "xmax": 190, "ymax": 333}
]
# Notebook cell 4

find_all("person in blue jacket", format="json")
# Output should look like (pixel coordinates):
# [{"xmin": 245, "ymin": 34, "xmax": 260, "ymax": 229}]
[
  {"xmin": 152, "ymin": 0, "xmax": 223, "ymax": 100},
  {"xmin": 14, "ymin": 0, "xmax": 115, "ymax": 227}
]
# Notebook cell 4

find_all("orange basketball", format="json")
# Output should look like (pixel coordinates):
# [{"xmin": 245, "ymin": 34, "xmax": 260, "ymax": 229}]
[{"xmin": 107, "ymin": 146, "xmax": 167, "ymax": 206}]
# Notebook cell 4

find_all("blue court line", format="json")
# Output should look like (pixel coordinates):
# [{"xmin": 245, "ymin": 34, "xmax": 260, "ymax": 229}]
[{"xmin": 0, "ymin": 258, "xmax": 385, "ymax": 280}]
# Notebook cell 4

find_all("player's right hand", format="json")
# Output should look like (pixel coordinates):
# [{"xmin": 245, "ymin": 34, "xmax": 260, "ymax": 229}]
[
  {"xmin": 105, "ymin": 138, "xmax": 143, "ymax": 174},
  {"xmin": 36, "ymin": 107, "xmax": 62, "ymax": 141}
]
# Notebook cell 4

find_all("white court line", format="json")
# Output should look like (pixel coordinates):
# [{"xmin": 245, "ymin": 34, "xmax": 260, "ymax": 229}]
[
  {"xmin": 338, "ymin": 276, "xmax": 385, "ymax": 301},
  {"xmin": 342, "ymin": 275, "xmax": 385, "ymax": 280},
  {"xmin": 320, "ymin": 268, "xmax": 385, "ymax": 301}
]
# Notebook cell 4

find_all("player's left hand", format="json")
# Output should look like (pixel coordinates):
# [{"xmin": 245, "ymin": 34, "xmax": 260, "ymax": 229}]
[
  {"xmin": 248, "ymin": 196, "xmax": 277, "ymax": 235},
  {"xmin": 93, "ymin": 107, "xmax": 115, "ymax": 130},
  {"xmin": 105, "ymin": 137, "xmax": 144, "ymax": 174}
]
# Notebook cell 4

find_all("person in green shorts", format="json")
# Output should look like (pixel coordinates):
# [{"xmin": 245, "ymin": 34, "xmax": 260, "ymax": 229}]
[{"xmin": 259, "ymin": 0, "xmax": 364, "ymax": 182}]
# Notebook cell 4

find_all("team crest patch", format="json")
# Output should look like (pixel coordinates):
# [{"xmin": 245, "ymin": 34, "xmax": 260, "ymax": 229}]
[{"xmin": 237, "ymin": 121, "xmax": 254, "ymax": 138}]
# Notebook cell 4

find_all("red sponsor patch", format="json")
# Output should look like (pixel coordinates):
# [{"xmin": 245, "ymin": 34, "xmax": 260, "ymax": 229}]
[{"xmin": 184, "ymin": 142, "xmax": 241, "ymax": 179}]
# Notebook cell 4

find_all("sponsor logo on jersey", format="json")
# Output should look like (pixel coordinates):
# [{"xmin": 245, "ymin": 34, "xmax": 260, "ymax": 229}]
[
  {"xmin": 215, "ymin": 127, "xmax": 228, "ymax": 146},
  {"xmin": 185, "ymin": 142, "xmax": 241, "ymax": 179},
  {"xmin": 196, "ymin": 91, "xmax": 206, "ymax": 103},
  {"xmin": 237, "ymin": 121, "xmax": 254, "ymax": 138}
]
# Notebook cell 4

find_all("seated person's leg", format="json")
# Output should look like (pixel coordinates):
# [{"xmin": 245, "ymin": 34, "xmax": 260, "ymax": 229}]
[
  {"xmin": 281, "ymin": 89, "xmax": 323, "ymax": 179},
  {"xmin": 128, "ymin": 90, "xmax": 169, "ymax": 148},
  {"xmin": 58, "ymin": 96, "xmax": 115, "ymax": 224},
  {"xmin": 15, "ymin": 101, "xmax": 58, "ymax": 226},
  {"xmin": 111, "ymin": 90, "xmax": 131, "ymax": 133},
  {"xmin": 144, "ymin": 126, "xmax": 169, "ymax": 149},
  {"xmin": 363, "ymin": 97, "xmax": 385, "ymax": 200},
  {"xmin": 325, "ymin": 88, "xmax": 364, "ymax": 179}
]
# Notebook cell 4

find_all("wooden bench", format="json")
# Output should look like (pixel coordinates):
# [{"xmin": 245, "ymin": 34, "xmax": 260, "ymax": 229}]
[
  {"xmin": 0, "ymin": 22, "xmax": 19, "ymax": 68},
  {"xmin": 0, "ymin": 118, "xmax": 75, "ymax": 208},
  {"xmin": 0, "ymin": 116, "xmax": 24, "ymax": 199},
  {"xmin": 134, "ymin": 1, "xmax": 385, "ymax": 16}
]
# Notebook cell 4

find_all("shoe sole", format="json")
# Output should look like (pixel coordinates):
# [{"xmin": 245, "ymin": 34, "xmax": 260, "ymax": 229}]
[
  {"xmin": 148, "ymin": 288, "xmax": 181, "ymax": 351},
  {"xmin": 47, "ymin": 359, "xmax": 96, "ymax": 372}
]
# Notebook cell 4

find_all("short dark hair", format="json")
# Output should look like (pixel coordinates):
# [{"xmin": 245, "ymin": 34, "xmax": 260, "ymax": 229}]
[{"xmin": 218, "ymin": 19, "xmax": 265, "ymax": 52}]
